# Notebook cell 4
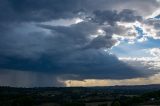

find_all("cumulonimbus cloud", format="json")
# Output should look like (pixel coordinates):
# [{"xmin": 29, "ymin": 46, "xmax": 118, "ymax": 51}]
[{"xmin": 0, "ymin": 0, "xmax": 160, "ymax": 86}]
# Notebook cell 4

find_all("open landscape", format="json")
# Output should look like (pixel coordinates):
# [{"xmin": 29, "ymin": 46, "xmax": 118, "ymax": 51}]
[{"xmin": 1, "ymin": 85, "xmax": 160, "ymax": 106}]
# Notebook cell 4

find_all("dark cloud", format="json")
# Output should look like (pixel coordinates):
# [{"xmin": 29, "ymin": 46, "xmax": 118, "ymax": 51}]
[
  {"xmin": 0, "ymin": 50, "xmax": 143, "ymax": 80},
  {"xmin": 0, "ymin": 22, "xmax": 146, "ymax": 82},
  {"xmin": 0, "ymin": 0, "xmax": 82, "ymax": 23},
  {"xmin": 92, "ymin": 9, "xmax": 142, "ymax": 25},
  {"xmin": 83, "ymin": 36, "xmax": 116, "ymax": 49},
  {"xmin": 0, "ymin": 0, "xmax": 159, "ymax": 86},
  {"xmin": 118, "ymin": 9, "xmax": 142, "ymax": 22},
  {"xmin": 0, "ymin": 70, "xmax": 64, "ymax": 87},
  {"xmin": 0, "ymin": 0, "xmax": 159, "ymax": 23},
  {"xmin": 79, "ymin": 0, "xmax": 160, "ymax": 18}
]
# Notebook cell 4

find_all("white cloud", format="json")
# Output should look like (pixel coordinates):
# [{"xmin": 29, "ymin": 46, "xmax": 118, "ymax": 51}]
[
  {"xmin": 146, "ymin": 8, "xmax": 160, "ymax": 19},
  {"xmin": 118, "ymin": 48, "xmax": 160, "ymax": 74},
  {"xmin": 149, "ymin": 48, "xmax": 160, "ymax": 57},
  {"xmin": 40, "ymin": 18, "xmax": 84, "ymax": 27},
  {"xmin": 137, "ymin": 37, "xmax": 148, "ymax": 42},
  {"xmin": 119, "ymin": 56, "xmax": 160, "ymax": 71},
  {"xmin": 140, "ymin": 19, "xmax": 160, "ymax": 39}
]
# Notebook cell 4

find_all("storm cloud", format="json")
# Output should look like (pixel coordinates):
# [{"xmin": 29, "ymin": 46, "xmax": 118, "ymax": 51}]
[{"xmin": 0, "ymin": 0, "xmax": 160, "ymax": 86}]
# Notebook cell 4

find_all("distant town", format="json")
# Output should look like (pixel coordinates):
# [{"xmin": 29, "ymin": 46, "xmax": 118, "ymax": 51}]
[{"xmin": 0, "ymin": 84, "xmax": 160, "ymax": 106}]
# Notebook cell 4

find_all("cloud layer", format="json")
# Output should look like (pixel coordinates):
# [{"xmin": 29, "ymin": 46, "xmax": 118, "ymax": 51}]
[{"xmin": 0, "ymin": 0, "xmax": 160, "ymax": 86}]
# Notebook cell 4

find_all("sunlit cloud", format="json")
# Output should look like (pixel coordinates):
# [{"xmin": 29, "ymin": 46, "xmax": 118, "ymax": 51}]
[
  {"xmin": 65, "ymin": 73, "xmax": 160, "ymax": 87},
  {"xmin": 40, "ymin": 18, "xmax": 84, "ymax": 27},
  {"xmin": 146, "ymin": 8, "xmax": 160, "ymax": 19}
]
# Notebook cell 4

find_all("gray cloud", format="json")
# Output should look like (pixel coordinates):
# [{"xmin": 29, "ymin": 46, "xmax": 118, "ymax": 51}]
[
  {"xmin": 142, "ymin": 17, "xmax": 160, "ymax": 39},
  {"xmin": 0, "ymin": 0, "xmax": 159, "ymax": 86},
  {"xmin": 0, "ymin": 21, "xmax": 149, "ymax": 87},
  {"xmin": 92, "ymin": 9, "xmax": 142, "ymax": 25},
  {"xmin": 79, "ymin": 0, "xmax": 160, "ymax": 17},
  {"xmin": 0, "ymin": 0, "xmax": 82, "ymax": 23},
  {"xmin": 0, "ymin": 69, "xmax": 64, "ymax": 87},
  {"xmin": 0, "ymin": 0, "xmax": 159, "ymax": 23}
]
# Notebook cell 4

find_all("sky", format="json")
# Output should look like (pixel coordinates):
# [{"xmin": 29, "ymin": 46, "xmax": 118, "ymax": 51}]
[{"xmin": 0, "ymin": 0, "xmax": 160, "ymax": 87}]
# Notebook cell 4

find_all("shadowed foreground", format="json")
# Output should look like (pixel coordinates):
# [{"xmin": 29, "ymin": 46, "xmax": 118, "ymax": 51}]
[{"xmin": 0, "ymin": 85, "xmax": 160, "ymax": 106}]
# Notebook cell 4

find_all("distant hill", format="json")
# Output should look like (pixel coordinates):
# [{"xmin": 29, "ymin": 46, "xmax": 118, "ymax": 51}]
[
  {"xmin": 90, "ymin": 84, "xmax": 160, "ymax": 94},
  {"xmin": 1, "ymin": 84, "xmax": 160, "ymax": 93}
]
